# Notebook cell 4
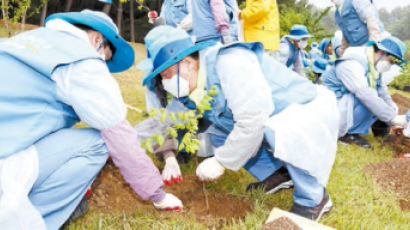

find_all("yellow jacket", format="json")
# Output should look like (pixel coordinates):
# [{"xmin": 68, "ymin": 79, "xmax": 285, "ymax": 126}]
[{"xmin": 241, "ymin": 0, "xmax": 280, "ymax": 51}]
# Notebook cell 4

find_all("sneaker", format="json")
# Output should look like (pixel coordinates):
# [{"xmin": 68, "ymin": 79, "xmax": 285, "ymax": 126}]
[
  {"xmin": 339, "ymin": 134, "xmax": 372, "ymax": 149},
  {"xmin": 289, "ymin": 189, "xmax": 333, "ymax": 221},
  {"xmin": 66, "ymin": 196, "xmax": 88, "ymax": 223},
  {"xmin": 246, "ymin": 167, "xmax": 293, "ymax": 194}
]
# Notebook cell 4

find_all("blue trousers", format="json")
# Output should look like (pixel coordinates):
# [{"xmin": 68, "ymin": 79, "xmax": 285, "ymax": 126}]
[
  {"xmin": 29, "ymin": 128, "xmax": 108, "ymax": 230},
  {"xmin": 348, "ymin": 97, "xmax": 377, "ymax": 135},
  {"xmin": 210, "ymin": 133, "xmax": 324, "ymax": 207}
]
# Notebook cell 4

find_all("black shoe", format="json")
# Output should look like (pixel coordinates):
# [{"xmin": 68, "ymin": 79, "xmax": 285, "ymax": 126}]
[
  {"xmin": 246, "ymin": 167, "xmax": 293, "ymax": 194},
  {"xmin": 67, "ymin": 196, "xmax": 88, "ymax": 223},
  {"xmin": 339, "ymin": 134, "xmax": 372, "ymax": 149},
  {"xmin": 289, "ymin": 189, "xmax": 333, "ymax": 221}
]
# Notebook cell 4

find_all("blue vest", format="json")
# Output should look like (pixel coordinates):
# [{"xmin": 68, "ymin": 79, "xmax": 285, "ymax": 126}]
[
  {"xmin": 0, "ymin": 28, "xmax": 101, "ymax": 158},
  {"xmin": 191, "ymin": 0, "xmax": 239, "ymax": 43},
  {"xmin": 280, "ymin": 37, "xmax": 299, "ymax": 67},
  {"xmin": 203, "ymin": 42, "xmax": 318, "ymax": 135},
  {"xmin": 321, "ymin": 53, "xmax": 371, "ymax": 99},
  {"xmin": 162, "ymin": 0, "xmax": 190, "ymax": 31},
  {"xmin": 335, "ymin": 0, "xmax": 384, "ymax": 46}
]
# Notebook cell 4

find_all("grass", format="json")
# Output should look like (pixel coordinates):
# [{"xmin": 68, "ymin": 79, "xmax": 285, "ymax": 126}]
[{"xmin": 1, "ymin": 28, "xmax": 409, "ymax": 229}]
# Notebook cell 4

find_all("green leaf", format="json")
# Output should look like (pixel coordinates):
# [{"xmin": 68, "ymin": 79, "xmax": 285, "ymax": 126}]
[
  {"xmin": 166, "ymin": 127, "xmax": 178, "ymax": 138},
  {"xmin": 178, "ymin": 143, "xmax": 185, "ymax": 151},
  {"xmin": 148, "ymin": 109, "xmax": 158, "ymax": 117},
  {"xmin": 169, "ymin": 112, "xmax": 177, "ymax": 122}
]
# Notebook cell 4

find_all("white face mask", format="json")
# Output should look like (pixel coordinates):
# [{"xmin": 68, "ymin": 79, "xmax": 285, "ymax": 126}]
[
  {"xmin": 375, "ymin": 60, "xmax": 392, "ymax": 73},
  {"xmin": 298, "ymin": 40, "xmax": 308, "ymax": 49},
  {"xmin": 162, "ymin": 73, "xmax": 190, "ymax": 98}
]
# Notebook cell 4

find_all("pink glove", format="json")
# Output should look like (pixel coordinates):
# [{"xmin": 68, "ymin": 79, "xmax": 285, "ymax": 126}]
[
  {"xmin": 148, "ymin": 10, "xmax": 158, "ymax": 24},
  {"xmin": 162, "ymin": 156, "xmax": 183, "ymax": 185},
  {"xmin": 153, "ymin": 193, "xmax": 183, "ymax": 211}
]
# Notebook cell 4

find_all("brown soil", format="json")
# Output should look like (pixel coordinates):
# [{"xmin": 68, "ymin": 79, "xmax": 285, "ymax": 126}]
[
  {"xmin": 364, "ymin": 158, "xmax": 410, "ymax": 211},
  {"xmin": 88, "ymin": 160, "xmax": 252, "ymax": 227},
  {"xmin": 391, "ymin": 93, "xmax": 410, "ymax": 114},
  {"xmin": 261, "ymin": 217, "xmax": 302, "ymax": 230},
  {"xmin": 384, "ymin": 131, "xmax": 410, "ymax": 155}
]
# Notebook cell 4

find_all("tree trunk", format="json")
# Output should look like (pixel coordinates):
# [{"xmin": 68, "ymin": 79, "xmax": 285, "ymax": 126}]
[
  {"xmin": 157, "ymin": 0, "xmax": 163, "ymax": 12},
  {"xmin": 20, "ymin": 8, "xmax": 26, "ymax": 31},
  {"xmin": 40, "ymin": 2, "xmax": 48, "ymax": 27},
  {"xmin": 1, "ymin": 0, "xmax": 10, "ymax": 36},
  {"xmin": 64, "ymin": 0, "xmax": 73, "ymax": 12},
  {"xmin": 129, "ymin": 0, "xmax": 135, "ymax": 42},
  {"xmin": 116, "ymin": 0, "xmax": 123, "ymax": 35},
  {"xmin": 102, "ymin": 3, "xmax": 111, "ymax": 14}
]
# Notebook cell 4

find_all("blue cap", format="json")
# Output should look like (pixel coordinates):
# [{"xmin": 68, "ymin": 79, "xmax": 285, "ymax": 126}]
[
  {"xmin": 45, "ymin": 9, "xmax": 135, "ymax": 73},
  {"xmin": 136, "ymin": 25, "xmax": 215, "ymax": 86},
  {"xmin": 311, "ymin": 42, "xmax": 319, "ymax": 48},
  {"xmin": 286, "ymin": 25, "xmax": 313, "ymax": 40},
  {"xmin": 319, "ymin": 38, "xmax": 331, "ymax": 54},
  {"xmin": 312, "ymin": 58, "xmax": 328, "ymax": 74},
  {"xmin": 368, "ymin": 36, "xmax": 407, "ymax": 66}
]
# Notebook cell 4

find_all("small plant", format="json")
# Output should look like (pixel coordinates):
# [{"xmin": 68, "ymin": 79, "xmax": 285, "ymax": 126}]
[{"xmin": 389, "ymin": 63, "xmax": 410, "ymax": 91}]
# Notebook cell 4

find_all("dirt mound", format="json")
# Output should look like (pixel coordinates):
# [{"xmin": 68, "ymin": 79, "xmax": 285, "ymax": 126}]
[
  {"xmin": 391, "ymin": 93, "xmax": 410, "ymax": 114},
  {"xmin": 88, "ymin": 160, "xmax": 252, "ymax": 227},
  {"xmin": 364, "ymin": 158, "xmax": 410, "ymax": 211}
]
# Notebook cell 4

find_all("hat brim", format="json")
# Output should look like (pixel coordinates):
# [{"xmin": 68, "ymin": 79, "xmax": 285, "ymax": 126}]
[
  {"xmin": 46, "ymin": 12, "xmax": 135, "ymax": 73},
  {"xmin": 141, "ymin": 40, "xmax": 216, "ymax": 86},
  {"xmin": 312, "ymin": 66, "xmax": 325, "ymax": 74},
  {"xmin": 368, "ymin": 41, "xmax": 407, "ymax": 66},
  {"xmin": 286, "ymin": 34, "xmax": 313, "ymax": 40}
]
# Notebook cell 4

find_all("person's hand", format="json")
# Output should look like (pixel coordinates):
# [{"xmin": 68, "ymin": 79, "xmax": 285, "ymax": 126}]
[
  {"xmin": 391, "ymin": 115, "xmax": 407, "ymax": 128},
  {"xmin": 162, "ymin": 156, "xmax": 182, "ymax": 185},
  {"xmin": 153, "ymin": 193, "xmax": 183, "ymax": 211},
  {"xmin": 196, "ymin": 157, "xmax": 225, "ymax": 181},
  {"xmin": 222, "ymin": 34, "xmax": 233, "ymax": 45},
  {"xmin": 392, "ymin": 102, "xmax": 399, "ymax": 114}
]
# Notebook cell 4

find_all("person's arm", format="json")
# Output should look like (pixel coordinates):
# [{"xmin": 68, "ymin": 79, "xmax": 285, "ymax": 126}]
[
  {"xmin": 278, "ymin": 40, "xmax": 291, "ymax": 65},
  {"xmin": 209, "ymin": 0, "xmax": 230, "ymax": 35},
  {"xmin": 212, "ymin": 48, "xmax": 274, "ymax": 170},
  {"xmin": 335, "ymin": 60, "xmax": 396, "ymax": 122},
  {"xmin": 240, "ymin": 0, "xmax": 271, "ymax": 23},
  {"xmin": 293, "ymin": 51, "xmax": 305, "ymax": 77},
  {"xmin": 52, "ymin": 59, "xmax": 165, "ymax": 202},
  {"xmin": 353, "ymin": 0, "xmax": 382, "ymax": 41}
]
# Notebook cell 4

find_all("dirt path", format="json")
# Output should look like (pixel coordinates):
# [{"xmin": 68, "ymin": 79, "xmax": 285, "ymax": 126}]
[
  {"xmin": 88, "ymin": 160, "xmax": 252, "ymax": 227},
  {"xmin": 365, "ymin": 158, "xmax": 410, "ymax": 211}
]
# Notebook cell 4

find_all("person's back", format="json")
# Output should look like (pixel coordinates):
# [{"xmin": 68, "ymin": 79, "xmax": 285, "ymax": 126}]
[
  {"xmin": 0, "ymin": 27, "xmax": 100, "ymax": 158},
  {"xmin": 240, "ymin": 0, "xmax": 280, "ymax": 51}
]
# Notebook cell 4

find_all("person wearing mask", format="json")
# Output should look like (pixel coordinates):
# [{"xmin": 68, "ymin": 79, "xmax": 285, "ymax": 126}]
[
  {"xmin": 321, "ymin": 36, "xmax": 407, "ymax": 148},
  {"xmin": 0, "ymin": 10, "xmax": 182, "ymax": 230},
  {"xmin": 279, "ymin": 25, "xmax": 313, "ymax": 77},
  {"xmin": 138, "ymin": 25, "xmax": 339, "ymax": 221},
  {"xmin": 309, "ymin": 42, "xmax": 322, "ymax": 60}
]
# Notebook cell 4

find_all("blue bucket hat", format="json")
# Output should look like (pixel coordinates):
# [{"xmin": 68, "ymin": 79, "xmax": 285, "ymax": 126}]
[
  {"xmin": 319, "ymin": 38, "xmax": 331, "ymax": 54},
  {"xmin": 286, "ymin": 25, "xmax": 313, "ymax": 40},
  {"xmin": 368, "ymin": 36, "xmax": 407, "ymax": 66},
  {"xmin": 312, "ymin": 58, "xmax": 328, "ymax": 74},
  {"xmin": 311, "ymin": 42, "xmax": 319, "ymax": 49},
  {"xmin": 45, "ymin": 9, "xmax": 135, "ymax": 73},
  {"xmin": 136, "ymin": 25, "xmax": 216, "ymax": 86}
]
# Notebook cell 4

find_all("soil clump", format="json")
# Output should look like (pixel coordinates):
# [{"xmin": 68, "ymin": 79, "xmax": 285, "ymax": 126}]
[
  {"xmin": 261, "ymin": 217, "xmax": 302, "ymax": 230},
  {"xmin": 391, "ymin": 93, "xmax": 410, "ymax": 114},
  {"xmin": 88, "ymin": 160, "xmax": 252, "ymax": 226},
  {"xmin": 365, "ymin": 158, "xmax": 410, "ymax": 211}
]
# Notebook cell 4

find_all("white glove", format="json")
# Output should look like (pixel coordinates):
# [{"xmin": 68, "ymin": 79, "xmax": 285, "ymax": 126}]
[
  {"xmin": 196, "ymin": 157, "xmax": 225, "ymax": 181},
  {"xmin": 153, "ymin": 193, "xmax": 183, "ymax": 211},
  {"xmin": 391, "ymin": 115, "xmax": 407, "ymax": 128},
  {"xmin": 162, "ymin": 156, "xmax": 182, "ymax": 185},
  {"xmin": 392, "ymin": 103, "xmax": 399, "ymax": 114},
  {"xmin": 177, "ymin": 14, "xmax": 192, "ymax": 31}
]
